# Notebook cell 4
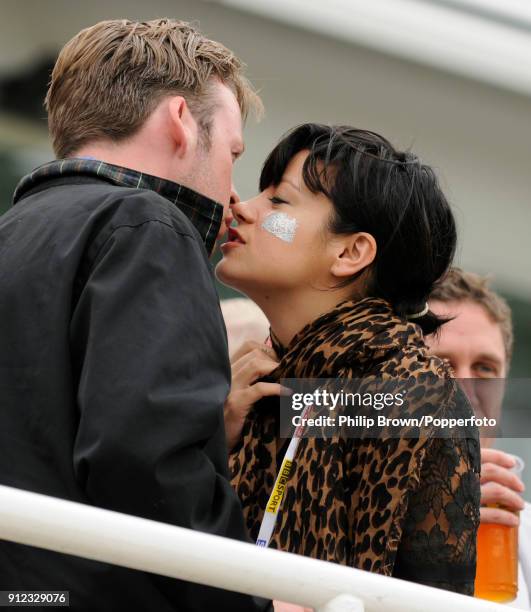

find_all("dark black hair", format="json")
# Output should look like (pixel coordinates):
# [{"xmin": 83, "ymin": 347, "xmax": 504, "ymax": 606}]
[{"xmin": 259, "ymin": 123, "xmax": 457, "ymax": 335}]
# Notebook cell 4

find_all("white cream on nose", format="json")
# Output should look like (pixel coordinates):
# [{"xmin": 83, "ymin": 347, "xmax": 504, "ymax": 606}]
[{"xmin": 261, "ymin": 212, "xmax": 298, "ymax": 243}]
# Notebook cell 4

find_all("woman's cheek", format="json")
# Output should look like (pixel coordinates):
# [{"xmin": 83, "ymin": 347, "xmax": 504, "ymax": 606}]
[{"xmin": 260, "ymin": 211, "xmax": 298, "ymax": 244}]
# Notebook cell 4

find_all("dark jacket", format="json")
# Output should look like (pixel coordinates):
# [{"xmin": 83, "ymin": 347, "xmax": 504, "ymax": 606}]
[{"xmin": 0, "ymin": 160, "xmax": 268, "ymax": 611}]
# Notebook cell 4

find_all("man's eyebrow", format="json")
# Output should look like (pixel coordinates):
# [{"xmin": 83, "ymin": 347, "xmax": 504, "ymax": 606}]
[{"xmin": 476, "ymin": 353, "xmax": 503, "ymax": 366}]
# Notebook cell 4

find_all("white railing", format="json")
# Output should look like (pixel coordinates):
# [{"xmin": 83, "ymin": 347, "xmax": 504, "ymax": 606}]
[{"xmin": 0, "ymin": 484, "xmax": 510, "ymax": 612}]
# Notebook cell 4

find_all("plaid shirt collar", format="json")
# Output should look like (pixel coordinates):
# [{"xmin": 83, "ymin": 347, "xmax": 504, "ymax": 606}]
[{"xmin": 13, "ymin": 158, "xmax": 223, "ymax": 255}]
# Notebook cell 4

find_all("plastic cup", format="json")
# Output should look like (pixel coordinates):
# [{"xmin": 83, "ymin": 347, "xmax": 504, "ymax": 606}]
[{"xmin": 474, "ymin": 454, "xmax": 524, "ymax": 603}]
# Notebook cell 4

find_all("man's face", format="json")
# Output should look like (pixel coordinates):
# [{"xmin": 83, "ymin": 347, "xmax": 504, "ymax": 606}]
[
  {"xmin": 427, "ymin": 300, "xmax": 507, "ymax": 379},
  {"xmin": 185, "ymin": 80, "xmax": 244, "ymax": 240},
  {"xmin": 427, "ymin": 299, "xmax": 507, "ymax": 445}
]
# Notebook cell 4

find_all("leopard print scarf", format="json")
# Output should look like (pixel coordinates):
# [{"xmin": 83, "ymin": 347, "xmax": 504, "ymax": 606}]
[{"xmin": 229, "ymin": 297, "xmax": 480, "ymax": 589}]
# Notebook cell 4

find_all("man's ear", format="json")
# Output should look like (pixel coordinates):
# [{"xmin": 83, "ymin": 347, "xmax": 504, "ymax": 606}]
[
  {"xmin": 330, "ymin": 232, "xmax": 377, "ymax": 279},
  {"xmin": 167, "ymin": 96, "xmax": 198, "ymax": 159}
]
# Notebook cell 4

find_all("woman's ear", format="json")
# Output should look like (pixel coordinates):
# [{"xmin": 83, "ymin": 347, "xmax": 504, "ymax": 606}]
[
  {"xmin": 167, "ymin": 96, "xmax": 198, "ymax": 159},
  {"xmin": 330, "ymin": 232, "xmax": 377, "ymax": 279}
]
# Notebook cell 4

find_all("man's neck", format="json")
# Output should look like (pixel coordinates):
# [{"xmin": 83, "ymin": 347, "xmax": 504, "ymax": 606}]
[{"xmin": 73, "ymin": 143, "xmax": 175, "ymax": 184}]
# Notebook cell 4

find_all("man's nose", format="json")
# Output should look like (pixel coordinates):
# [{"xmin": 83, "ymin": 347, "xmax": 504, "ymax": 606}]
[
  {"xmin": 230, "ymin": 185, "xmax": 240, "ymax": 206},
  {"xmin": 223, "ymin": 186, "xmax": 241, "ymax": 229},
  {"xmin": 453, "ymin": 364, "xmax": 474, "ymax": 380},
  {"xmin": 458, "ymin": 376, "xmax": 481, "ymax": 412}
]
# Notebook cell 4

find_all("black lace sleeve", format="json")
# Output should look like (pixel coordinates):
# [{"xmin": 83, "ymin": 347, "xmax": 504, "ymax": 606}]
[{"xmin": 392, "ymin": 435, "xmax": 481, "ymax": 594}]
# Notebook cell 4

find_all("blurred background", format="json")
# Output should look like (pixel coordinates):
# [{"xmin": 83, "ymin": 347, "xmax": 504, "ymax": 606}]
[{"xmin": 1, "ymin": 0, "xmax": 530, "ymax": 474}]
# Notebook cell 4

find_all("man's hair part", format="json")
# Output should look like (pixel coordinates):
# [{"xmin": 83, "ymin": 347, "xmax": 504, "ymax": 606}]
[{"xmin": 45, "ymin": 18, "xmax": 263, "ymax": 158}]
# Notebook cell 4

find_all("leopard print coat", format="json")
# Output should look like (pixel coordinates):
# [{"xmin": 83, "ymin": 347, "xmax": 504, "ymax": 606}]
[{"xmin": 230, "ymin": 297, "xmax": 481, "ymax": 594}]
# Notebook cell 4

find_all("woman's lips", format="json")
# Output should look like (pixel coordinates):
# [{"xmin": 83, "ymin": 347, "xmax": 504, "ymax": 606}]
[
  {"xmin": 220, "ymin": 241, "xmax": 242, "ymax": 251},
  {"xmin": 229, "ymin": 227, "xmax": 245, "ymax": 243},
  {"xmin": 221, "ymin": 227, "xmax": 246, "ymax": 249}
]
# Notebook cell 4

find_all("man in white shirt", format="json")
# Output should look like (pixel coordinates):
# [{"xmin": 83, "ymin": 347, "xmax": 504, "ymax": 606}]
[{"xmin": 427, "ymin": 268, "xmax": 531, "ymax": 609}]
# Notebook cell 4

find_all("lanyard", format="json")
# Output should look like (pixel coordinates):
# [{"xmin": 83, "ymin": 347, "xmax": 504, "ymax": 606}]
[{"xmin": 256, "ymin": 403, "xmax": 312, "ymax": 547}]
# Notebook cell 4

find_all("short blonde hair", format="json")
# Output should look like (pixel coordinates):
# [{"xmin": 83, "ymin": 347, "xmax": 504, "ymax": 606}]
[
  {"xmin": 430, "ymin": 268, "xmax": 513, "ymax": 363},
  {"xmin": 45, "ymin": 19, "xmax": 263, "ymax": 158}
]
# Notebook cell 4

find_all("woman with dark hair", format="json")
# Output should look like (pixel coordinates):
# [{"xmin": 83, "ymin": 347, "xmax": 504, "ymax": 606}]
[{"xmin": 218, "ymin": 124, "xmax": 480, "ymax": 595}]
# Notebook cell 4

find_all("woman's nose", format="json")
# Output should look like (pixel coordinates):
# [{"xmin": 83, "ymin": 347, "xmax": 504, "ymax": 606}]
[{"xmin": 230, "ymin": 197, "xmax": 257, "ymax": 224}]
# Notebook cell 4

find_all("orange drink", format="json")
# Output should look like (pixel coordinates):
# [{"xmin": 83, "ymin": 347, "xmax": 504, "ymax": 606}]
[
  {"xmin": 475, "ymin": 521, "xmax": 518, "ymax": 602},
  {"xmin": 474, "ymin": 453, "xmax": 524, "ymax": 603}
]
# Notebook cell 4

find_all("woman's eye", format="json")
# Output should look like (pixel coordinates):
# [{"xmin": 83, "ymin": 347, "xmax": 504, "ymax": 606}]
[{"xmin": 269, "ymin": 196, "xmax": 288, "ymax": 205}]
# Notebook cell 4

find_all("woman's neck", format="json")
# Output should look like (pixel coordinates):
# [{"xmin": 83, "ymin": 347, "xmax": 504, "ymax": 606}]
[{"xmin": 251, "ymin": 286, "xmax": 353, "ymax": 348}]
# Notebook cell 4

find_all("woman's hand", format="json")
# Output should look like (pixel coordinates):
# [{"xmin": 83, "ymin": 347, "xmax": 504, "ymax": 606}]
[
  {"xmin": 224, "ymin": 340, "xmax": 290, "ymax": 451},
  {"xmin": 480, "ymin": 448, "xmax": 525, "ymax": 527}
]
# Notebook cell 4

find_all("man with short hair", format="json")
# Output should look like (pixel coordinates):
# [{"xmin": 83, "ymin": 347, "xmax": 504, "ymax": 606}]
[
  {"xmin": 427, "ymin": 268, "xmax": 531, "ymax": 609},
  {"xmin": 0, "ymin": 19, "xmax": 268, "ymax": 611}
]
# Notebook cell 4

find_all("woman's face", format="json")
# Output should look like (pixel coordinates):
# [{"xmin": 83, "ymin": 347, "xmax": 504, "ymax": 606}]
[{"xmin": 216, "ymin": 150, "xmax": 337, "ymax": 297}]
